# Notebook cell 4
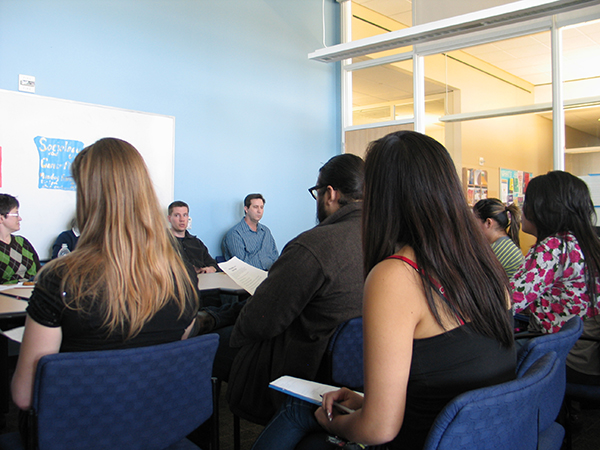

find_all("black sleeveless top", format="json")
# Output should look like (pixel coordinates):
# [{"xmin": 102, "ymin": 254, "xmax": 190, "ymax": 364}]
[{"xmin": 385, "ymin": 256, "xmax": 516, "ymax": 450}]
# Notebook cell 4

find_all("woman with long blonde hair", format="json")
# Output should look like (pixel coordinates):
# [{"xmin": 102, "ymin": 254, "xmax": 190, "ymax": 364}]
[{"xmin": 12, "ymin": 138, "xmax": 198, "ymax": 412}]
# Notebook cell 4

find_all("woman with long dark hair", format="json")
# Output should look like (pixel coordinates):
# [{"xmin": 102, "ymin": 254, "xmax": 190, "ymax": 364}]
[
  {"xmin": 12, "ymin": 138, "xmax": 199, "ymax": 413},
  {"xmin": 473, "ymin": 198, "xmax": 524, "ymax": 277},
  {"xmin": 512, "ymin": 170, "xmax": 600, "ymax": 383},
  {"xmin": 251, "ymin": 131, "xmax": 515, "ymax": 450}
]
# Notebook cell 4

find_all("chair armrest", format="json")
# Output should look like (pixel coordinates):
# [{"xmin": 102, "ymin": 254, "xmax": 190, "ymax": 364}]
[{"xmin": 514, "ymin": 331, "xmax": 544, "ymax": 340}]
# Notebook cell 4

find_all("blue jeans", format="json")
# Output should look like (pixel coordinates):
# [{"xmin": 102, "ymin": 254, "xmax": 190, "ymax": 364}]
[{"xmin": 251, "ymin": 397, "xmax": 327, "ymax": 450}]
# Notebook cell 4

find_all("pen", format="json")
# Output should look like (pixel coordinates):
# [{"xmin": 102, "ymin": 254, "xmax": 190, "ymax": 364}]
[{"xmin": 320, "ymin": 394, "xmax": 355, "ymax": 415}]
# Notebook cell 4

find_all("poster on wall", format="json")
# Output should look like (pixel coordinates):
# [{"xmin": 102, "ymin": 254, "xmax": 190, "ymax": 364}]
[
  {"xmin": 462, "ymin": 168, "xmax": 488, "ymax": 206},
  {"xmin": 0, "ymin": 89, "xmax": 175, "ymax": 259},
  {"xmin": 499, "ymin": 168, "xmax": 532, "ymax": 206},
  {"xmin": 34, "ymin": 137, "xmax": 84, "ymax": 190}
]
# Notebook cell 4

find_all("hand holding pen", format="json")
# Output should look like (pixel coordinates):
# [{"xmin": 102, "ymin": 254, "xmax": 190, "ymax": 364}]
[{"xmin": 319, "ymin": 387, "xmax": 363, "ymax": 421}]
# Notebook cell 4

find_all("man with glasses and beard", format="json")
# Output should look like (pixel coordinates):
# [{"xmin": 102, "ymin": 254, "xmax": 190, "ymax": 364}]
[{"xmin": 194, "ymin": 154, "xmax": 364, "ymax": 424}]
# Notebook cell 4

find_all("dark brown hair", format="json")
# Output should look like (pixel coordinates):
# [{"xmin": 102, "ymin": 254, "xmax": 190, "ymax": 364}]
[
  {"xmin": 362, "ymin": 131, "xmax": 513, "ymax": 347},
  {"xmin": 524, "ymin": 171, "xmax": 600, "ymax": 306},
  {"xmin": 473, "ymin": 198, "xmax": 522, "ymax": 246}
]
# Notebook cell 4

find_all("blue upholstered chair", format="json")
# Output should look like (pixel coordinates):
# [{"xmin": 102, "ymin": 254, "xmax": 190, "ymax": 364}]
[
  {"xmin": 423, "ymin": 352, "xmax": 562, "ymax": 450},
  {"xmin": 232, "ymin": 316, "xmax": 364, "ymax": 450},
  {"xmin": 515, "ymin": 316, "xmax": 583, "ymax": 447},
  {"xmin": 0, "ymin": 334, "xmax": 219, "ymax": 450},
  {"xmin": 324, "ymin": 316, "xmax": 364, "ymax": 390},
  {"xmin": 516, "ymin": 316, "xmax": 583, "ymax": 375},
  {"xmin": 515, "ymin": 317, "xmax": 583, "ymax": 450}
]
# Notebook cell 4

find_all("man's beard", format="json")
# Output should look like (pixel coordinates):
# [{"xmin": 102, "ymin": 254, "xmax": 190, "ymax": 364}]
[{"xmin": 316, "ymin": 195, "xmax": 327, "ymax": 223}]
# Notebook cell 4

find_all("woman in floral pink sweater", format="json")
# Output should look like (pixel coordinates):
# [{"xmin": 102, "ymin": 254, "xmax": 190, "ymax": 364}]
[{"xmin": 511, "ymin": 170, "xmax": 600, "ymax": 383}]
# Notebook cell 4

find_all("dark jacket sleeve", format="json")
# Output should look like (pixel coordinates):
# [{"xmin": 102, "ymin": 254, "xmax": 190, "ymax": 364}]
[{"xmin": 230, "ymin": 241, "xmax": 325, "ymax": 347}]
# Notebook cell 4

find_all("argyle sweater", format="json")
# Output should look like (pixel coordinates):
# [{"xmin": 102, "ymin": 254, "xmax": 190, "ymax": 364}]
[{"xmin": 0, "ymin": 235, "xmax": 40, "ymax": 284}]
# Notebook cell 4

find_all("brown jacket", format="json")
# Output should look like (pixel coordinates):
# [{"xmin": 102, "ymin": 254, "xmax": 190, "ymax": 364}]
[{"xmin": 227, "ymin": 202, "xmax": 364, "ymax": 423}]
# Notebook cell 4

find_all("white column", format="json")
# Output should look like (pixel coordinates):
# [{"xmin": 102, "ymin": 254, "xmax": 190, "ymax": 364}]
[
  {"xmin": 339, "ymin": 0, "xmax": 353, "ymax": 148},
  {"xmin": 551, "ymin": 17, "xmax": 565, "ymax": 171},
  {"xmin": 413, "ymin": 54, "xmax": 425, "ymax": 134}
]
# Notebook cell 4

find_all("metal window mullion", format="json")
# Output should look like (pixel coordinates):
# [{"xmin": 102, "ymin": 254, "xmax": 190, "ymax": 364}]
[
  {"xmin": 413, "ymin": 54, "xmax": 425, "ymax": 134},
  {"xmin": 551, "ymin": 17, "xmax": 565, "ymax": 171}
]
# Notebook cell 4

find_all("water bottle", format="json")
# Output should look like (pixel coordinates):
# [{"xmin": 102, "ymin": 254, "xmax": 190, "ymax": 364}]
[{"xmin": 57, "ymin": 243, "xmax": 70, "ymax": 257}]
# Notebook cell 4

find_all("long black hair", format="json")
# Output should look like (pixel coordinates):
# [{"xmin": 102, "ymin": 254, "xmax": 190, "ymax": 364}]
[
  {"xmin": 523, "ymin": 170, "xmax": 600, "ymax": 305},
  {"xmin": 362, "ymin": 131, "xmax": 513, "ymax": 347}
]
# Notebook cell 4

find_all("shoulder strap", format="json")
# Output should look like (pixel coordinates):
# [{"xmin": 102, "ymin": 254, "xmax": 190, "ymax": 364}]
[
  {"xmin": 384, "ymin": 255, "xmax": 465, "ymax": 325},
  {"xmin": 385, "ymin": 255, "xmax": 419, "ymax": 271}
]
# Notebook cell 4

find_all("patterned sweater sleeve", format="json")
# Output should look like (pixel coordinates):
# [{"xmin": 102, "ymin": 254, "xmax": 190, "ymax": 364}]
[{"xmin": 511, "ymin": 234, "xmax": 587, "ymax": 333}]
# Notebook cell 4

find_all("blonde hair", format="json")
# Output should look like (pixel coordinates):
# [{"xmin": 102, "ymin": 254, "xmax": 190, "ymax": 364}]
[{"xmin": 40, "ymin": 138, "xmax": 197, "ymax": 338}]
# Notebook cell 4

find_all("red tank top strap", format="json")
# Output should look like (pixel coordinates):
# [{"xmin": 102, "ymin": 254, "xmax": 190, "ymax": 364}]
[
  {"xmin": 384, "ymin": 254, "xmax": 465, "ymax": 326},
  {"xmin": 385, "ymin": 255, "xmax": 419, "ymax": 271}
]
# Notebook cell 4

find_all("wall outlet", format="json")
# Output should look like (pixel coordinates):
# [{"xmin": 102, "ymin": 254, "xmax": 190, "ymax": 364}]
[{"xmin": 19, "ymin": 75, "xmax": 35, "ymax": 93}]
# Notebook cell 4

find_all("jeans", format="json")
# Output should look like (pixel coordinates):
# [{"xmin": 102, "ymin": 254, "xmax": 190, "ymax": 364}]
[
  {"xmin": 251, "ymin": 397, "xmax": 386, "ymax": 450},
  {"xmin": 251, "ymin": 397, "xmax": 326, "ymax": 450}
]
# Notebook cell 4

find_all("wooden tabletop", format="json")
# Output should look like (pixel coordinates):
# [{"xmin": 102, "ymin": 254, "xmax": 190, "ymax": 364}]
[
  {"xmin": 0, "ymin": 294, "xmax": 27, "ymax": 318},
  {"xmin": 0, "ymin": 286, "xmax": 33, "ymax": 300}
]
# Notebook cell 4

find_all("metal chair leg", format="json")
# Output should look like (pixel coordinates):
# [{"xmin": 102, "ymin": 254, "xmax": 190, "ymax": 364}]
[{"xmin": 211, "ymin": 377, "xmax": 220, "ymax": 450}]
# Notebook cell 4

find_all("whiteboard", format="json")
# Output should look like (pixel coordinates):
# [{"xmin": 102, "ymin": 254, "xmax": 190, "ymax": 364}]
[{"xmin": 0, "ymin": 89, "xmax": 174, "ymax": 260}]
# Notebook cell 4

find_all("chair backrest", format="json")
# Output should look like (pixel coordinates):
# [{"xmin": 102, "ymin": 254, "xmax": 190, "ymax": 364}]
[
  {"xmin": 423, "ymin": 352, "xmax": 561, "ymax": 450},
  {"xmin": 516, "ymin": 316, "xmax": 582, "ymax": 431},
  {"xmin": 32, "ymin": 334, "xmax": 219, "ymax": 450},
  {"xmin": 325, "ymin": 317, "xmax": 363, "ymax": 390},
  {"xmin": 516, "ymin": 316, "xmax": 583, "ymax": 375}
]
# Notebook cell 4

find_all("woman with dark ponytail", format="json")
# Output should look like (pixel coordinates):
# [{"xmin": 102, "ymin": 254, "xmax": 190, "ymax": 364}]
[{"xmin": 473, "ymin": 198, "xmax": 524, "ymax": 277}]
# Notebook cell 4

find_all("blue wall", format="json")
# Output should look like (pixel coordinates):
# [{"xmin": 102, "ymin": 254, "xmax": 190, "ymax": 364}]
[{"xmin": 0, "ymin": 0, "xmax": 341, "ymax": 256}]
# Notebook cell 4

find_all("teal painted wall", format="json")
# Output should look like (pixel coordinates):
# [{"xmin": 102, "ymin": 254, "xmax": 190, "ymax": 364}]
[{"xmin": 0, "ymin": 0, "xmax": 341, "ymax": 256}]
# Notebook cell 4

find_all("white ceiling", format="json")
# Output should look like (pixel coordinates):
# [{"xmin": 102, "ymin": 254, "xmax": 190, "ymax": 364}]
[{"xmin": 351, "ymin": 0, "xmax": 600, "ymax": 137}]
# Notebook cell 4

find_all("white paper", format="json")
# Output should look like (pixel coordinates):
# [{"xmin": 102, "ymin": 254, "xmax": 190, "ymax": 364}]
[
  {"xmin": 217, "ymin": 257, "xmax": 268, "ymax": 295},
  {"xmin": 269, "ymin": 375, "xmax": 363, "ymax": 406},
  {"xmin": 1, "ymin": 326, "xmax": 24, "ymax": 343},
  {"xmin": 269, "ymin": 376, "xmax": 341, "ymax": 405}
]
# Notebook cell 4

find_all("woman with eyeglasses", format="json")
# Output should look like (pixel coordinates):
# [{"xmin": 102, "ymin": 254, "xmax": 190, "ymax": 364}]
[
  {"xmin": 0, "ymin": 194, "xmax": 40, "ymax": 284},
  {"xmin": 11, "ymin": 138, "xmax": 199, "ymax": 435}
]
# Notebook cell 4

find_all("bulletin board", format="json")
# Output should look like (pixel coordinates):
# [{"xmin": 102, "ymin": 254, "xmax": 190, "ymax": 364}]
[
  {"xmin": 0, "ymin": 89, "xmax": 175, "ymax": 259},
  {"xmin": 499, "ymin": 168, "xmax": 532, "ymax": 206}
]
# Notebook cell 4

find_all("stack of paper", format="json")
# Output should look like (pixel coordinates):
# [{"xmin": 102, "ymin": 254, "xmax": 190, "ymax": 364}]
[
  {"xmin": 269, "ymin": 376, "xmax": 346, "ymax": 405},
  {"xmin": 217, "ymin": 257, "xmax": 268, "ymax": 295}
]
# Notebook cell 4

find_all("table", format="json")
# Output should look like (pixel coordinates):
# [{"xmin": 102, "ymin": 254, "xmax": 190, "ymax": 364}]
[
  {"xmin": 0, "ymin": 294, "xmax": 28, "ymax": 425},
  {"xmin": 197, "ymin": 272, "xmax": 247, "ymax": 295},
  {"xmin": 197, "ymin": 272, "xmax": 249, "ymax": 307},
  {"xmin": 0, "ymin": 286, "xmax": 33, "ymax": 301}
]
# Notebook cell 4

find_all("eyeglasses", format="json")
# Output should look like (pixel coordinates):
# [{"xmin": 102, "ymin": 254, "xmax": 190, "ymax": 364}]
[
  {"xmin": 5, "ymin": 213, "xmax": 19, "ymax": 218},
  {"xmin": 308, "ymin": 185, "xmax": 324, "ymax": 200}
]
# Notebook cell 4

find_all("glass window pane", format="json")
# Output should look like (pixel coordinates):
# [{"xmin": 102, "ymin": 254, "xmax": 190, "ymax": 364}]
[
  {"xmin": 351, "ymin": 60, "xmax": 414, "ymax": 126},
  {"xmin": 561, "ymin": 20, "xmax": 600, "ymax": 176}
]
